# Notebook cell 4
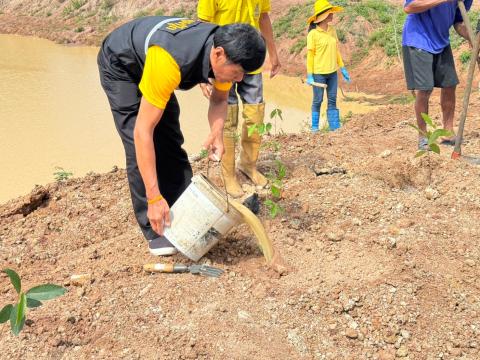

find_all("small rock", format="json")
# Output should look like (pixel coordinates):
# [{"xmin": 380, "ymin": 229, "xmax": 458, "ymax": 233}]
[
  {"xmin": 238, "ymin": 310, "xmax": 252, "ymax": 322},
  {"xmin": 76, "ymin": 287, "xmax": 86, "ymax": 297},
  {"xmin": 396, "ymin": 345, "xmax": 408, "ymax": 357},
  {"xmin": 70, "ymin": 274, "xmax": 92, "ymax": 286},
  {"xmin": 345, "ymin": 328, "xmax": 358, "ymax": 339},
  {"xmin": 327, "ymin": 231, "xmax": 344, "ymax": 242},
  {"xmin": 385, "ymin": 335, "xmax": 397, "ymax": 344},
  {"xmin": 465, "ymin": 259, "xmax": 476, "ymax": 267},
  {"xmin": 425, "ymin": 187, "xmax": 439, "ymax": 200},
  {"xmin": 400, "ymin": 330, "xmax": 410, "ymax": 339},
  {"xmin": 380, "ymin": 150, "xmax": 392, "ymax": 158},
  {"xmin": 449, "ymin": 348, "xmax": 462, "ymax": 356}
]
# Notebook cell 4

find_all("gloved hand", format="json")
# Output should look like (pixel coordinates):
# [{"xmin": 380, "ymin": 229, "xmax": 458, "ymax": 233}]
[
  {"xmin": 307, "ymin": 73, "xmax": 314, "ymax": 85},
  {"xmin": 340, "ymin": 67, "xmax": 351, "ymax": 83}
]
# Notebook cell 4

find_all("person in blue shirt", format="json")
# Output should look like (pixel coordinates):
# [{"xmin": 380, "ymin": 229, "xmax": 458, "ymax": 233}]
[{"xmin": 402, "ymin": 0, "xmax": 472, "ymax": 150}]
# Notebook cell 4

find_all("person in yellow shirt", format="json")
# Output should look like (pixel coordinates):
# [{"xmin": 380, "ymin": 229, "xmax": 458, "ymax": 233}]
[
  {"xmin": 197, "ymin": 0, "xmax": 281, "ymax": 198},
  {"xmin": 98, "ymin": 17, "xmax": 266, "ymax": 256},
  {"xmin": 306, "ymin": 0, "xmax": 350, "ymax": 132}
]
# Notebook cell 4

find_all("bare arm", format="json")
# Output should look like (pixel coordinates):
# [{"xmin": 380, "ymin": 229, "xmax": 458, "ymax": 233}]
[
  {"xmin": 259, "ymin": 12, "xmax": 281, "ymax": 78},
  {"xmin": 134, "ymin": 98, "xmax": 170, "ymax": 235},
  {"xmin": 454, "ymin": 22, "xmax": 471, "ymax": 44},
  {"xmin": 204, "ymin": 87, "xmax": 228, "ymax": 160},
  {"xmin": 404, "ymin": 0, "xmax": 452, "ymax": 14}
]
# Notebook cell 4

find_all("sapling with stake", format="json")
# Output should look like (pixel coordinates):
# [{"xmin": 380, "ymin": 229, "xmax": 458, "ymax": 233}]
[{"xmin": 0, "ymin": 269, "xmax": 67, "ymax": 336}]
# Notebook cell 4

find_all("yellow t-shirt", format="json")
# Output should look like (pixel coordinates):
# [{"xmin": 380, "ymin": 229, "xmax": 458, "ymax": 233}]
[
  {"xmin": 197, "ymin": 0, "xmax": 271, "ymax": 29},
  {"xmin": 306, "ymin": 25, "xmax": 344, "ymax": 75},
  {"xmin": 139, "ymin": 46, "xmax": 232, "ymax": 109},
  {"xmin": 197, "ymin": 0, "xmax": 271, "ymax": 74}
]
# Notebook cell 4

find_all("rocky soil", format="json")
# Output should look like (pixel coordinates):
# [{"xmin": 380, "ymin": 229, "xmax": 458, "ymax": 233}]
[{"xmin": 2, "ymin": 96, "xmax": 480, "ymax": 358}]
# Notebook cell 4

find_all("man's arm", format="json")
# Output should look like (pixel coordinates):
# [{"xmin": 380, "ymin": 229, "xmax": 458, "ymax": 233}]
[
  {"xmin": 454, "ymin": 22, "xmax": 471, "ymax": 43},
  {"xmin": 259, "ymin": 12, "xmax": 281, "ymax": 78},
  {"xmin": 404, "ymin": 0, "xmax": 452, "ymax": 14},
  {"xmin": 134, "ymin": 99, "xmax": 171, "ymax": 235},
  {"xmin": 203, "ymin": 87, "xmax": 228, "ymax": 160}
]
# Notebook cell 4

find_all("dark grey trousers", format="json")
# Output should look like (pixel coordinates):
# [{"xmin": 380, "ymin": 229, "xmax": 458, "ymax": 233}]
[{"xmin": 228, "ymin": 73, "xmax": 264, "ymax": 105}]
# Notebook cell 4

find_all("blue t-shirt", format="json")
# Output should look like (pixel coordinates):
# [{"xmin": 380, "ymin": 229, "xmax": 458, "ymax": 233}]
[{"xmin": 402, "ymin": 0, "xmax": 472, "ymax": 54}]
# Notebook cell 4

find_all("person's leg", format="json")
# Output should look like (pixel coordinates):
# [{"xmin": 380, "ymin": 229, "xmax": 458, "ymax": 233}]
[
  {"xmin": 434, "ymin": 45, "xmax": 459, "ymax": 143},
  {"xmin": 326, "ymin": 71, "xmax": 338, "ymax": 110},
  {"xmin": 402, "ymin": 46, "xmax": 435, "ymax": 149},
  {"xmin": 311, "ymin": 74, "xmax": 325, "ymax": 132},
  {"xmin": 221, "ymin": 83, "xmax": 243, "ymax": 197},
  {"xmin": 237, "ymin": 73, "xmax": 268, "ymax": 187},
  {"xmin": 440, "ymin": 86, "xmax": 456, "ymax": 133}
]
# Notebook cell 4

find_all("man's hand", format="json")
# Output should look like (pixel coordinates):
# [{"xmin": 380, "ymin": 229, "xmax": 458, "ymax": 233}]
[
  {"xmin": 202, "ymin": 130, "xmax": 224, "ymax": 162},
  {"xmin": 147, "ymin": 198, "xmax": 171, "ymax": 236},
  {"xmin": 270, "ymin": 56, "xmax": 281, "ymax": 78},
  {"xmin": 200, "ymin": 82, "xmax": 213, "ymax": 99}
]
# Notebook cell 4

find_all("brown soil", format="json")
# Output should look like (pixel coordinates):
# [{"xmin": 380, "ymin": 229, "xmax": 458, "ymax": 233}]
[{"xmin": 2, "ymin": 95, "xmax": 480, "ymax": 358}]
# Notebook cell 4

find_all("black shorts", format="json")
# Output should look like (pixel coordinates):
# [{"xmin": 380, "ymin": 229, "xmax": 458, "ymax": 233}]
[{"xmin": 402, "ymin": 45, "xmax": 459, "ymax": 90}]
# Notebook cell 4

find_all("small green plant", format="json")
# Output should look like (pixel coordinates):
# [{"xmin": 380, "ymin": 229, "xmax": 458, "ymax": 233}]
[
  {"xmin": 409, "ymin": 113, "xmax": 453, "ymax": 157},
  {"xmin": 74, "ymin": 26, "xmax": 84, "ymax": 32},
  {"xmin": 1, "ymin": 269, "xmax": 67, "ymax": 336},
  {"xmin": 100, "ymin": 0, "xmax": 115, "ymax": 12},
  {"xmin": 53, "ymin": 167, "xmax": 73, "ymax": 181},
  {"xmin": 341, "ymin": 110, "xmax": 353, "ymax": 125},
  {"xmin": 460, "ymin": 50, "xmax": 471, "ymax": 65},
  {"xmin": 46, "ymin": 11, "xmax": 52, "ymax": 17},
  {"xmin": 154, "ymin": 8, "xmax": 165, "ymax": 16},
  {"xmin": 265, "ymin": 160, "xmax": 286, "ymax": 218}
]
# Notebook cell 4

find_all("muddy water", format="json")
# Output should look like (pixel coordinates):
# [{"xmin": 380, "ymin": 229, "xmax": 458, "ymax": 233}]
[{"xmin": 0, "ymin": 34, "xmax": 381, "ymax": 203}]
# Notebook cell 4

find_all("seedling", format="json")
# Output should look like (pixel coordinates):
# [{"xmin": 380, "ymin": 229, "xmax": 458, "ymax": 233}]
[
  {"xmin": 1, "ymin": 269, "xmax": 67, "ymax": 336},
  {"xmin": 409, "ymin": 113, "xmax": 453, "ymax": 157},
  {"xmin": 53, "ymin": 167, "xmax": 73, "ymax": 182}
]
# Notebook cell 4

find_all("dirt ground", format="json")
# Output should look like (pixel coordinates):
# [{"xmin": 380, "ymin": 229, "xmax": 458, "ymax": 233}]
[{"xmin": 2, "ymin": 93, "xmax": 480, "ymax": 359}]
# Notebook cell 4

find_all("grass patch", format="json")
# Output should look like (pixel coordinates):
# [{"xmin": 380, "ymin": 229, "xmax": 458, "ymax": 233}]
[
  {"xmin": 290, "ymin": 38, "xmax": 307, "ymax": 54},
  {"xmin": 134, "ymin": 10, "xmax": 150, "ymax": 18},
  {"xmin": 171, "ymin": 6, "xmax": 195, "ymax": 18}
]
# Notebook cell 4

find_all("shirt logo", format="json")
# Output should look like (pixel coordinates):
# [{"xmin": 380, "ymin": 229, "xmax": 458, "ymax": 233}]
[{"xmin": 165, "ymin": 19, "xmax": 195, "ymax": 31}]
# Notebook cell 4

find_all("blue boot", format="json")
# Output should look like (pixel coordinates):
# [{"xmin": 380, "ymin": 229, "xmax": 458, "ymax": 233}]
[
  {"xmin": 327, "ymin": 109, "xmax": 341, "ymax": 131},
  {"xmin": 311, "ymin": 112, "xmax": 320, "ymax": 133}
]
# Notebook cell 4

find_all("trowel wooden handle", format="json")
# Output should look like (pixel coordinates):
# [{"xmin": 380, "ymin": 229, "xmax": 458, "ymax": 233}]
[
  {"xmin": 304, "ymin": 80, "xmax": 328, "ymax": 88},
  {"xmin": 143, "ymin": 263, "xmax": 188, "ymax": 273}
]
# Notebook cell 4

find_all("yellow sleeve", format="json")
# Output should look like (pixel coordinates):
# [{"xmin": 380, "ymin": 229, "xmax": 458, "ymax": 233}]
[
  {"xmin": 261, "ymin": 0, "xmax": 271, "ymax": 13},
  {"xmin": 139, "ymin": 46, "xmax": 181, "ymax": 110},
  {"xmin": 306, "ymin": 31, "xmax": 315, "ymax": 73},
  {"xmin": 333, "ymin": 28, "xmax": 345, "ymax": 68},
  {"xmin": 212, "ymin": 80, "xmax": 232, "ymax": 92},
  {"xmin": 197, "ymin": 0, "xmax": 216, "ymax": 22}
]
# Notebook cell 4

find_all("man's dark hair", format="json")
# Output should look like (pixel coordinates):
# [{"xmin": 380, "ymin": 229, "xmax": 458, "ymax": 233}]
[{"xmin": 213, "ymin": 23, "xmax": 266, "ymax": 73}]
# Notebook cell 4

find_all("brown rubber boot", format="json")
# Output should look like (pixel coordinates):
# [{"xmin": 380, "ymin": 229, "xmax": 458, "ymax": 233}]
[
  {"xmin": 221, "ymin": 105, "xmax": 243, "ymax": 198},
  {"xmin": 238, "ymin": 103, "xmax": 268, "ymax": 187}
]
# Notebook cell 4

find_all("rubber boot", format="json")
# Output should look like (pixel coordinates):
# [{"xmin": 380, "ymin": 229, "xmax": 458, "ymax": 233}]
[
  {"xmin": 238, "ymin": 103, "xmax": 268, "ymax": 187},
  {"xmin": 327, "ymin": 108, "xmax": 341, "ymax": 131},
  {"xmin": 221, "ymin": 104, "xmax": 243, "ymax": 198},
  {"xmin": 311, "ymin": 111, "xmax": 320, "ymax": 133}
]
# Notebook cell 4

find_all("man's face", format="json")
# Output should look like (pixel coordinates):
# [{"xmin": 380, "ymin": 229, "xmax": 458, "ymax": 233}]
[{"xmin": 210, "ymin": 47, "xmax": 245, "ymax": 83}]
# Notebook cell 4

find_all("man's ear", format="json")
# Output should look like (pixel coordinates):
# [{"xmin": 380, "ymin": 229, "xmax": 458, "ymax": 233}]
[{"xmin": 213, "ymin": 46, "xmax": 227, "ymax": 63}]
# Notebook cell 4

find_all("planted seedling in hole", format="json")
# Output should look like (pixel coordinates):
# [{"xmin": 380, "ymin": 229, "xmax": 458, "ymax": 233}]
[
  {"xmin": 1, "ymin": 269, "xmax": 67, "ymax": 336},
  {"xmin": 409, "ymin": 113, "xmax": 453, "ymax": 157}
]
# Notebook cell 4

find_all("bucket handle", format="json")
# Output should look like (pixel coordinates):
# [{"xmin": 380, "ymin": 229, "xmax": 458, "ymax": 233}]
[{"xmin": 206, "ymin": 159, "xmax": 230, "ymax": 213}]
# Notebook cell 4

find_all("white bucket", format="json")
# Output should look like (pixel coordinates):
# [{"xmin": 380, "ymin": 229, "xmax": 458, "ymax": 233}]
[{"xmin": 164, "ymin": 174, "xmax": 242, "ymax": 261}]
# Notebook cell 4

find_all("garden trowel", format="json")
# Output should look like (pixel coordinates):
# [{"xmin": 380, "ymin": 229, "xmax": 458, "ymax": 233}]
[{"xmin": 143, "ymin": 263, "xmax": 224, "ymax": 278}]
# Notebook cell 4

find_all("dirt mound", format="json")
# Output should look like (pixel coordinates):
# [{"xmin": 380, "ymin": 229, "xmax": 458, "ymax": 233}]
[{"xmin": 2, "ymin": 100, "xmax": 480, "ymax": 358}]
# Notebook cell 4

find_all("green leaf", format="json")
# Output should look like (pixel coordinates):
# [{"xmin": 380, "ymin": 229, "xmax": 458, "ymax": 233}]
[
  {"xmin": 421, "ymin": 113, "xmax": 434, "ymax": 128},
  {"xmin": 199, "ymin": 149, "xmax": 208, "ymax": 159},
  {"xmin": 271, "ymin": 185, "xmax": 281, "ymax": 199},
  {"xmin": 258, "ymin": 124, "xmax": 266, "ymax": 135},
  {"xmin": 265, "ymin": 123, "xmax": 273, "ymax": 133},
  {"xmin": 415, "ymin": 150, "xmax": 426, "ymax": 158},
  {"xmin": 3, "ymin": 268, "xmax": 21, "ymax": 294},
  {"xmin": 429, "ymin": 129, "xmax": 454, "ymax": 145},
  {"xmin": 26, "ymin": 298, "xmax": 43, "ymax": 309},
  {"xmin": 429, "ymin": 143, "xmax": 440, "ymax": 154},
  {"xmin": 9, "ymin": 300, "xmax": 25, "ymax": 336},
  {"xmin": 26, "ymin": 284, "xmax": 67, "ymax": 301},
  {"xmin": 408, "ymin": 123, "xmax": 427, "ymax": 137},
  {"xmin": 247, "ymin": 124, "xmax": 257, "ymax": 137},
  {"xmin": 270, "ymin": 109, "xmax": 277, "ymax": 119},
  {"xmin": 277, "ymin": 109, "xmax": 283, "ymax": 121},
  {"xmin": 277, "ymin": 161, "xmax": 287, "ymax": 180},
  {"xmin": 0, "ymin": 304, "xmax": 13, "ymax": 324}
]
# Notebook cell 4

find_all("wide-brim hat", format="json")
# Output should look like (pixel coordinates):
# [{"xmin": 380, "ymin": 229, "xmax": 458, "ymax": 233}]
[{"xmin": 307, "ymin": 0, "xmax": 344, "ymax": 24}]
